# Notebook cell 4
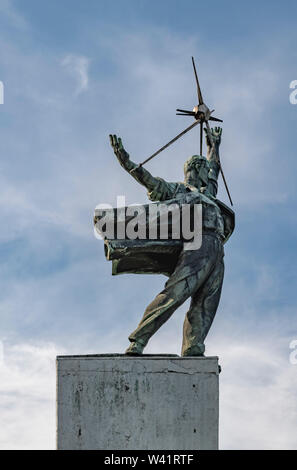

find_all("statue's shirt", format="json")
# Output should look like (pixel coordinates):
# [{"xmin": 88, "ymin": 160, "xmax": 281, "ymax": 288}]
[{"xmin": 147, "ymin": 178, "xmax": 225, "ymax": 241}]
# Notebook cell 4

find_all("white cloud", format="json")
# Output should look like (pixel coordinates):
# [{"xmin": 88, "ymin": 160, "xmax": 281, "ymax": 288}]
[
  {"xmin": 0, "ymin": 340, "xmax": 66, "ymax": 450},
  {"xmin": 217, "ymin": 337, "xmax": 297, "ymax": 450},
  {"xmin": 0, "ymin": 335, "xmax": 296, "ymax": 449},
  {"xmin": 61, "ymin": 54, "xmax": 90, "ymax": 95}
]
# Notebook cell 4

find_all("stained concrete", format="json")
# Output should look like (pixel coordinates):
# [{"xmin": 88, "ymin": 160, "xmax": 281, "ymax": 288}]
[{"xmin": 56, "ymin": 354, "xmax": 219, "ymax": 450}]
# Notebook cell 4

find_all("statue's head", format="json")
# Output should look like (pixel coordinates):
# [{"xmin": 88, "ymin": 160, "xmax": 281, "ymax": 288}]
[{"xmin": 183, "ymin": 154, "xmax": 209, "ymax": 189}]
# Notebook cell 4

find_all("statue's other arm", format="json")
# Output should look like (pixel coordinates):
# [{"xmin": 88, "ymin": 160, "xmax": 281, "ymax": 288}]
[
  {"xmin": 205, "ymin": 127, "xmax": 222, "ymax": 198},
  {"xmin": 109, "ymin": 135, "xmax": 177, "ymax": 201}
]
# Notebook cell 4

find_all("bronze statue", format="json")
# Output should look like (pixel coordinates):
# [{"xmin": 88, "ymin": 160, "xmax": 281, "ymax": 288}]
[{"xmin": 94, "ymin": 58, "xmax": 235, "ymax": 356}]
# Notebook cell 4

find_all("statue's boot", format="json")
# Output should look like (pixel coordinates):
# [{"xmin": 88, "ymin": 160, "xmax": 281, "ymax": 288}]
[
  {"xmin": 125, "ymin": 340, "xmax": 145, "ymax": 355},
  {"xmin": 182, "ymin": 343, "xmax": 205, "ymax": 357}
]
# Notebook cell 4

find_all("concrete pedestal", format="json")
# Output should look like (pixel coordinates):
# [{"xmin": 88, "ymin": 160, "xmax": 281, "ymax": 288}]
[{"xmin": 56, "ymin": 354, "xmax": 219, "ymax": 450}]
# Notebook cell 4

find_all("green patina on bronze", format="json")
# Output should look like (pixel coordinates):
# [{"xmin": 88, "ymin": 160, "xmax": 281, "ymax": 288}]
[{"xmin": 94, "ymin": 127, "xmax": 234, "ymax": 356}]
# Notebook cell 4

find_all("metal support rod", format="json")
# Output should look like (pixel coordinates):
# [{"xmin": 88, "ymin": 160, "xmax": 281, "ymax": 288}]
[{"xmin": 131, "ymin": 119, "xmax": 201, "ymax": 172}]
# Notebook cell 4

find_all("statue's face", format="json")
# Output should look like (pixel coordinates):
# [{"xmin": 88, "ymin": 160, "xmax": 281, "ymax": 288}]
[
  {"xmin": 184, "ymin": 166, "xmax": 200, "ymax": 185},
  {"xmin": 184, "ymin": 160, "xmax": 208, "ymax": 189}
]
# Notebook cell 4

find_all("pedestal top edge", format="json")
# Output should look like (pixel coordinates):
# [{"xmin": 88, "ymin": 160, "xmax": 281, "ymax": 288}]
[{"xmin": 56, "ymin": 354, "xmax": 219, "ymax": 361}]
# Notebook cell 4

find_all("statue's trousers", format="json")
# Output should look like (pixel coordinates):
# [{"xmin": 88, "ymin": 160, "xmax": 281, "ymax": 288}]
[{"xmin": 128, "ymin": 232, "xmax": 224, "ymax": 355}]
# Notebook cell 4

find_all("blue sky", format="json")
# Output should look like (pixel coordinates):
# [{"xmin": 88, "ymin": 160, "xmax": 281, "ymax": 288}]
[{"xmin": 0, "ymin": 0, "xmax": 297, "ymax": 450}]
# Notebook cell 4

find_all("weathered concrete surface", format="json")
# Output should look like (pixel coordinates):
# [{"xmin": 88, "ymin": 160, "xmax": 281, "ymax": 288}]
[{"xmin": 56, "ymin": 354, "xmax": 219, "ymax": 450}]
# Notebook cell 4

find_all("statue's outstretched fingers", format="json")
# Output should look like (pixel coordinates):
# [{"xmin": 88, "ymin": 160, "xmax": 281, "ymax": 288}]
[
  {"xmin": 110, "ymin": 134, "xmax": 117, "ymax": 148},
  {"xmin": 112, "ymin": 135, "xmax": 119, "ymax": 149}
]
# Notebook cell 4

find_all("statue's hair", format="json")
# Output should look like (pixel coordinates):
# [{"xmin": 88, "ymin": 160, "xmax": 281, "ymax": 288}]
[{"xmin": 184, "ymin": 154, "xmax": 209, "ymax": 174}]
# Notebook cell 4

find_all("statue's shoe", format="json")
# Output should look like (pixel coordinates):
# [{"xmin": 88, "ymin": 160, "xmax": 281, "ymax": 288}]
[
  {"xmin": 125, "ymin": 341, "xmax": 144, "ymax": 356},
  {"xmin": 182, "ymin": 343, "xmax": 205, "ymax": 357}
]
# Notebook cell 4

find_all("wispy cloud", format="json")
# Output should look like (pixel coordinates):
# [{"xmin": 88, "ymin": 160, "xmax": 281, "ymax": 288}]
[
  {"xmin": 61, "ymin": 54, "xmax": 90, "ymax": 95},
  {"xmin": 0, "ymin": 0, "xmax": 27, "ymax": 30}
]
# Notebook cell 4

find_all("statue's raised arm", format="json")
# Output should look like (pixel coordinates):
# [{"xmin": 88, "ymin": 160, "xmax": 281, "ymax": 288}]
[
  {"xmin": 109, "ymin": 134, "xmax": 177, "ymax": 202},
  {"xmin": 204, "ymin": 126, "xmax": 222, "ymax": 198}
]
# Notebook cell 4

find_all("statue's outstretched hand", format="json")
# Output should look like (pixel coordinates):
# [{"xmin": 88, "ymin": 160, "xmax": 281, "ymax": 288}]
[
  {"xmin": 204, "ymin": 126, "xmax": 222, "ymax": 147},
  {"xmin": 109, "ymin": 134, "xmax": 130, "ymax": 165}
]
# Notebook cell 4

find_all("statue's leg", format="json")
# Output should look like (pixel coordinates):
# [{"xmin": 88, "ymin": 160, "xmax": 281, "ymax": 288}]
[
  {"xmin": 181, "ymin": 257, "xmax": 224, "ymax": 356},
  {"xmin": 126, "ymin": 235, "xmax": 221, "ymax": 355},
  {"xmin": 127, "ymin": 274, "xmax": 199, "ymax": 352},
  {"xmin": 127, "ymin": 246, "xmax": 217, "ymax": 353}
]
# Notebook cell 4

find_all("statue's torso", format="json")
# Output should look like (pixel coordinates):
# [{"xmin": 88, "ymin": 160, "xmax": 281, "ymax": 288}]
[{"xmin": 150, "ymin": 180, "xmax": 225, "ymax": 241}]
